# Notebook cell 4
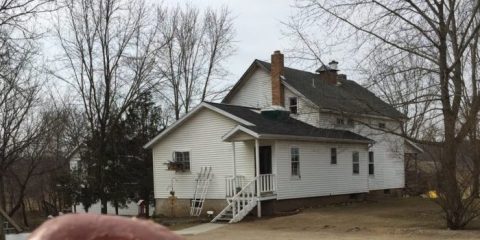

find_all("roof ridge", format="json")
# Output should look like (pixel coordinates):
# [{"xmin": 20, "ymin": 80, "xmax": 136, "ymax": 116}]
[
  {"xmin": 204, "ymin": 101, "xmax": 260, "ymax": 110},
  {"xmin": 255, "ymin": 59, "xmax": 318, "ymax": 75}
]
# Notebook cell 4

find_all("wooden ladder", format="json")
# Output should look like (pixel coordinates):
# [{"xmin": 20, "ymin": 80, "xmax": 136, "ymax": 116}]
[{"xmin": 190, "ymin": 166, "xmax": 212, "ymax": 216}]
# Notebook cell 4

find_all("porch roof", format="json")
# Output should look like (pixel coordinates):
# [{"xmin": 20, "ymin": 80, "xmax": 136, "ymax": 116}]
[{"xmin": 206, "ymin": 102, "xmax": 373, "ymax": 144}]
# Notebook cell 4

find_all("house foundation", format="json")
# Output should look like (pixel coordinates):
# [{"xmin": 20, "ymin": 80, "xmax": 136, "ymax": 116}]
[{"xmin": 154, "ymin": 198, "xmax": 227, "ymax": 217}]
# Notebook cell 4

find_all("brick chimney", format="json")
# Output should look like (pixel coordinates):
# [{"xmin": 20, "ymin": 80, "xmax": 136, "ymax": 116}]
[
  {"xmin": 271, "ymin": 50, "xmax": 284, "ymax": 106},
  {"xmin": 316, "ymin": 60, "xmax": 339, "ymax": 85}
]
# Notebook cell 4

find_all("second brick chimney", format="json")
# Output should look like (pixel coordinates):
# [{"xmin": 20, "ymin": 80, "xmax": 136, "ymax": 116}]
[
  {"xmin": 316, "ymin": 60, "xmax": 339, "ymax": 85},
  {"xmin": 271, "ymin": 50, "xmax": 284, "ymax": 106}
]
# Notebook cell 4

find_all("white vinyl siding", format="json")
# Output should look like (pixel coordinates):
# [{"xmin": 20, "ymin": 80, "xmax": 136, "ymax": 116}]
[
  {"xmin": 227, "ymin": 69, "xmax": 272, "ymax": 108},
  {"xmin": 152, "ymin": 108, "xmax": 255, "ymax": 200},
  {"xmin": 284, "ymin": 88, "xmax": 319, "ymax": 126},
  {"xmin": 275, "ymin": 140, "xmax": 369, "ymax": 200},
  {"xmin": 317, "ymin": 112, "xmax": 405, "ymax": 191}
]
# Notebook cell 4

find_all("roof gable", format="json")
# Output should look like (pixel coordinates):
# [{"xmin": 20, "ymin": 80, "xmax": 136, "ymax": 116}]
[
  {"xmin": 222, "ymin": 60, "xmax": 270, "ymax": 104},
  {"xmin": 143, "ymin": 103, "xmax": 254, "ymax": 149}
]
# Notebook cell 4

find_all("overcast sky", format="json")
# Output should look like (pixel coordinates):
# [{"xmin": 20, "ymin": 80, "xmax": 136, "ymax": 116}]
[
  {"xmin": 42, "ymin": 0, "xmax": 357, "ymax": 93},
  {"xmin": 160, "ymin": 0, "xmax": 298, "ymax": 81}
]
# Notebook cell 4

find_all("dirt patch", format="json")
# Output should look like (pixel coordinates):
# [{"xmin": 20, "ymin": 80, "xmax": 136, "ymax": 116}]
[
  {"xmin": 186, "ymin": 197, "xmax": 480, "ymax": 240},
  {"xmin": 153, "ymin": 216, "xmax": 209, "ymax": 231}
]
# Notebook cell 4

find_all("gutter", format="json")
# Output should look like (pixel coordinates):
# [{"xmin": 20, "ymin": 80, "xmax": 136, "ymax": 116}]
[{"xmin": 257, "ymin": 134, "xmax": 374, "ymax": 144}]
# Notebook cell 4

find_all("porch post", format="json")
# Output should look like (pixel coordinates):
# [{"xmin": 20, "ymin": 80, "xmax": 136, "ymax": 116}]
[
  {"xmin": 232, "ymin": 142, "xmax": 237, "ymax": 178},
  {"xmin": 255, "ymin": 139, "xmax": 261, "ymax": 218}
]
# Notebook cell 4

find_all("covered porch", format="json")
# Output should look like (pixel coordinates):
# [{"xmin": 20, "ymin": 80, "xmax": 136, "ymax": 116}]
[{"xmin": 222, "ymin": 127, "xmax": 278, "ymax": 217}]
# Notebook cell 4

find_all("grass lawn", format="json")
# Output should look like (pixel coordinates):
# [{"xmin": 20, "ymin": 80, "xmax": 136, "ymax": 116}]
[{"xmin": 186, "ymin": 197, "xmax": 480, "ymax": 240}]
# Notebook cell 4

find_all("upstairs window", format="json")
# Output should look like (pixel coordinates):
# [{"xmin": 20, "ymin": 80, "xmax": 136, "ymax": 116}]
[
  {"xmin": 173, "ymin": 151, "xmax": 190, "ymax": 171},
  {"xmin": 291, "ymin": 147, "xmax": 300, "ymax": 178},
  {"xmin": 336, "ymin": 118, "xmax": 345, "ymax": 125},
  {"xmin": 289, "ymin": 97, "xmax": 298, "ymax": 114},
  {"xmin": 331, "ymin": 148, "xmax": 337, "ymax": 164},
  {"xmin": 378, "ymin": 122, "xmax": 386, "ymax": 129},
  {"xmin": 347, "ymin": 118, "xmax": 355, "ymax": 127},
  {"xmin": 369, "ymin": 151, "xmax": 374, "ymax": 175},
  {"xmin": 352, "ymin": 151, "xmax": 359, "ymax": 174}
]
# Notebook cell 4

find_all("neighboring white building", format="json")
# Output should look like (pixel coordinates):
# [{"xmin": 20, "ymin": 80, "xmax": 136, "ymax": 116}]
[{"xmin": 145, "ymin": 51, "xmax": 417, "ymax": 223}]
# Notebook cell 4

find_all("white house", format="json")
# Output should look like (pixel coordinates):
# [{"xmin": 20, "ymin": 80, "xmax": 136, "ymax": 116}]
[{"xmin": 145, "ymin": 51, "xmax": 414, "ymax": 223}]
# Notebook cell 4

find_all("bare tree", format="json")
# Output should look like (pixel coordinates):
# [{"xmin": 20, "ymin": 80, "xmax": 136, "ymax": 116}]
[
  {"xmin": 52, "ymin": 0, "xmax": 160, "ymax": 214},
  {"xmin": 287, "ymin": 0, "xmax": 480, "ymax": 229},
  {"xmin": 0, "ymin": 35, "xmax": 44, "ymax": 239},
  {"xmin": 156, "ymin": 5, "xmax": 235, "ymax": 120}
]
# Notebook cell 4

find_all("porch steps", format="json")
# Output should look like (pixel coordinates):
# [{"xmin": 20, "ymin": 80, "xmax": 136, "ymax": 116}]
[{"xmin": 211, "ymin": 177, "xmax": 258, "ymax": 223}]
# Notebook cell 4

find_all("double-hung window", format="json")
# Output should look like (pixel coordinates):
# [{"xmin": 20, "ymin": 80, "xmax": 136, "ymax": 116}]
[
  {"xmin": 369, "ymin": 151, "xmax": 374, "ymax": 175},
  {"xmin": 174, "ymin": 151, "xmax": 190, "ymax": 170},
  {"xmin": 291, "ymin": 147, "xmax": 300, "ymax": 178},
  {"xmin": 352, "ymin": 151, "xmax": 359, "ymax": 174},
  {"xmin": 331, "ymin": 148, "xmax": 337, "ymax": 164},
  {"xmin": 289, "ymin": 97, "xmax": 298, "ymax": 114}
]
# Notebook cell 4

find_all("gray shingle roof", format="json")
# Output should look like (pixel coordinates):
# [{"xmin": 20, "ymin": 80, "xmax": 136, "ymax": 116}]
[
  {"xmin": 206, "ymin": 102, "xmax": 372, "ymax": 143},
  {"xmin": 253, "ymin": 60, "xmax": 405, "ymax": 119}
]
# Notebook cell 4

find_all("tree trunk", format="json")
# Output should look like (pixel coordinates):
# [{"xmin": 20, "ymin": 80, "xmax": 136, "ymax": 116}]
[
  {"xmin": 21, "ymin": 201, "xmax": 28, "ymax": 228},
  {"xmin": 145, "ymin": 200, "xmax": 150, "ymax": 219},
  {"xmin": 101, "ymin": 198, "xmax": 108, "ymax": 214},
  {"xmin": 114, "ymin": 201, "xmax": 118, "ymax": 215},
  {"xmin": 473, "ymin": 143, "xmax": 480, "ymax": 197},
  {"xmin": 0, "ymin": 175, "xmax": 6, "ymax": 240},
  {"xmin": 472, "ymin": 123, "xmax": 480, "ymax": 198},
  {"xmin": 440, "ymin": 141, "xmax": 465, "ymax": 229}
]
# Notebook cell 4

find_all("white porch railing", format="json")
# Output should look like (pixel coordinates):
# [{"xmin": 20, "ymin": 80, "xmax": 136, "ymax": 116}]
[
  {"xmin": 226, "ymin": 174, "xmax": 276, "ymax": 198},
  {"xmin": 258, "ymin": 174, "xmax": 276, "ymax": 194},
  {"xmin": 225, "ymin": 175, "xmax": 246, "ymax": 198},
  {"xmin": 213, "ymin": 174, "xmax": 278, "ymax": 223}
]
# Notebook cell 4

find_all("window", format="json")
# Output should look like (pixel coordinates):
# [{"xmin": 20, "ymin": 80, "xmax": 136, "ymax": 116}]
[
  {"xmin": 369, "ymin": 151, "xmax": 374, "ymax": 175},
  {"xmin": 352, "ymin": 151, "xmax": 359, "ymax": 174},
  {"xmin": 289, "ymin": 97, "xmax": 298, "ymax": 114},
  {"xmin": 336, "ymin": 118, "xmax": 345, "ymax": 125},
  {"xmin": 378, "ymin": 122, "xmax": 386, "ymax": 128},
  {"xmin": 291, "ymin": 147, "xmax": 300, "ymax": 178},
  {"xmin": 347, "ymin": 118, "xmax": 354, "ymax": 127},
  {"xmin": 174, "ymin": 151, "xmax": 190, "ymax": 170},
  {"xmin": 331, "ymin": 148, "xmax": 337, "ymax": 164}
]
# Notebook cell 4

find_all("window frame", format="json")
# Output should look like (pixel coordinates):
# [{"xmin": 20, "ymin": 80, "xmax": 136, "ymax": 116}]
[
  {"xmin": 368, "ymin": 151, "xmax": 374, "ymax": 175},
  {"xmin": 378, "ymin": 122, "xmax": 386, "ymax": 129},
  {"xmin": 336, "ymin": 118, "xmax": 345, "ymax": 125},
  {"xmin": 352, "ymin": 151, "xmax": 360, "ymax": 174},
  {"xmin": 347, "ymin": 118, "xmax": 355, "ymax": 127},
  {"xmin": 173, "ymin": 151, "xmax": 191, "ymax": 171},
  {"xmin": 330, "ymin": 148, "xmax": 337, "ymax": 165},
  {"xmin": 289, "ymin": 97, "xmax": 298, "ymax": 114},
  {"xmin": 290, "ymin": 147, "xmax": 300, "ymax": 179}
]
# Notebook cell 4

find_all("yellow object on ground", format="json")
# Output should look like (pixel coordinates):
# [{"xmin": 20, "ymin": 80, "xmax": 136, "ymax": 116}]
[{"xmin": 427, "ymin": 190, "xmax": 438, "ymax": 199}]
